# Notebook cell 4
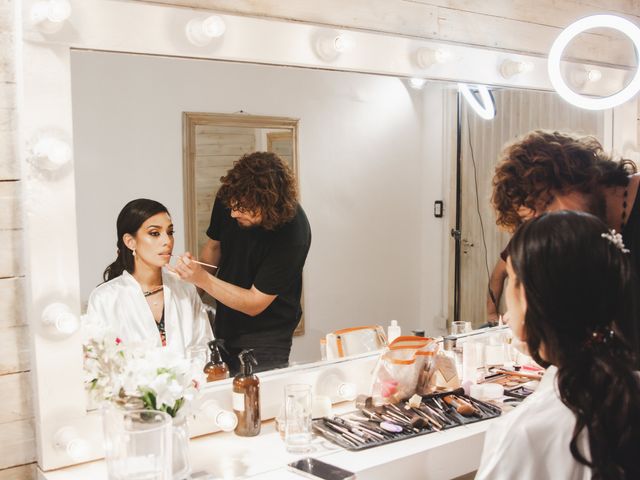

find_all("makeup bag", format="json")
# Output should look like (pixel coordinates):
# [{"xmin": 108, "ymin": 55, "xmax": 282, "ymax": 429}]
[
  {"xmin": 325, "ymin": 325, "xmax": 388, "ymax": 360},
  {"xmin": 370, "ymin": 336, "xmax": 439, "ymax": 404}
]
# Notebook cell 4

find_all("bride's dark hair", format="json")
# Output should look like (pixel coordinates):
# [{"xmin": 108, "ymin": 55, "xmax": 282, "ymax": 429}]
[
  {"xmin": 509, "ymin": 210, "xmax": 640, "ymax": 479},
  {"xmin": 103, "ymin": 199, "xmax": 169, "ymax": 281}
]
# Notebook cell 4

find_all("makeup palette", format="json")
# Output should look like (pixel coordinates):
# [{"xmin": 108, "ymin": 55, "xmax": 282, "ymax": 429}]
[{"xmin": 313, "ymin": 388, "xmax": 501, "ymax": 451}]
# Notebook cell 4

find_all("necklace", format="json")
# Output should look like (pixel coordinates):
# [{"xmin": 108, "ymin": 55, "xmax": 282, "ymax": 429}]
[
  {"xmin": 143, "ymin": 286, "xmax": 164, "ymax": 307},
  {"xmin": 621, "ymin": 186, "xmax": 629, "ymax": 230}
]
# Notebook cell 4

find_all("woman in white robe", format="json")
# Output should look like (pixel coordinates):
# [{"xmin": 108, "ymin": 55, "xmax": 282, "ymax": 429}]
[
  {"xmin": 476, "ymin": 211, "xmax": 640, "ymax": 480},
  {"xmin": 87, "ymin": 198, "xmax": 212, "ymax": 356}
]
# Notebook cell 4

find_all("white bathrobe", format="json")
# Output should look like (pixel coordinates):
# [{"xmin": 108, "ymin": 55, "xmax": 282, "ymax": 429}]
[
  {"xmin": 86, "ymin": 270, "xmax": 212, "ymax": 357},
  {"xmin": 476, "ymin": 365, "xmax": 591, "ymax": 480}
]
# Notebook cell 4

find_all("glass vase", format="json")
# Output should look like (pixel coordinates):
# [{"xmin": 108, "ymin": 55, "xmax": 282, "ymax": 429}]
[{"xmin": 171, "ymin": 412, "xmax": 191, "ymax": 480}]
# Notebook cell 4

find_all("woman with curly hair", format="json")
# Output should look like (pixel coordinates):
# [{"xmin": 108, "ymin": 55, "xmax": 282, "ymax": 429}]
[
  {"xmin": 477, "ymin": 211, "xmax": 640, "ymax": 480},
  {"xmin": 171, "ymin": 151, "xmax": 311, "ymax": 373}
]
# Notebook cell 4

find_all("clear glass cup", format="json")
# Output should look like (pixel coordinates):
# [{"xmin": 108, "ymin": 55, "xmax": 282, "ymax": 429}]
[
  {"xmin": 105, "ymin": 409, "xmax": 172, "ymax": 480},
  {"xmin": 450, "ymin": 321, "xmax": 470, "ymax": 336},
  {"xmin": 284, "ymin": 384, "xmax": 313, "ymax": 453},
  {"xmin": 186, "ymin": 344, "xmax": 208, "ymax": 373}
]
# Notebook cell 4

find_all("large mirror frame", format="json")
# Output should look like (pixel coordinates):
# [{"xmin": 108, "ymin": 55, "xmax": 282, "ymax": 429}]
[{"xmin": 21, "ymin": 0, "xmax": 638, "ymax": 471}]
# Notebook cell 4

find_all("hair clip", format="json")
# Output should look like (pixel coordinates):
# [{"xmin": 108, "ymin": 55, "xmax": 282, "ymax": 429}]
[{"xmin": 601, "ymin": 229, "xmax": 630, "ymax": 253}]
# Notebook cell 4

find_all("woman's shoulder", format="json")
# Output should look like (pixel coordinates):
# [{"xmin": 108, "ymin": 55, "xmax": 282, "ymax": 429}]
[{"xmin": 88, "ymin": 275, "xmax": 131, "ymax": 302}]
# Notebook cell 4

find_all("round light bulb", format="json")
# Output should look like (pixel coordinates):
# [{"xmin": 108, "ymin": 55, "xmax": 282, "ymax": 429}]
[
  {"xmin": 47, "ymin": 0, "xmax": 71, "ymax": 22},
  {"xmin": 42, "ymin": 303, "xmax": 79, "ymax": 336},
  {"xmin": 54, "ymin": 427, "xmax": 89, "ymax": 461},
  {"xmin": 31, "ymin": 137, "xmax": 72, "ymax": 170},
  {"xmin": 186, "ymin": 16, "xmax": 226, "ymax": 47},
  {"xmin": 416, "ymin": 48, "xmax": 450, "ymax": 69},
  {"xmin": 201, "ymin": 401, "xmax": 237, "ymax": 431},
  {"xmin": 548, "ymin": 14, "xmax": 640, "ymax": 110},
  {"xmin": 315, "ymin": 31, "xmax": 351, "ymax": 61},
  {"xmin": 409, "ymin": 78, "xmax": 427, "ymax": 89},
  {"xmin": 337, "ymin": 382, "xmax": 357, "ymax": 401}
]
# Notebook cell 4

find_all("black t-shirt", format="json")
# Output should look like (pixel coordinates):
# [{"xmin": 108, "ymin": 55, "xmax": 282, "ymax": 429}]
[
  {"xmin": 622, "ymin": 185, "xmax": 640, "ymax": 359},
  {"xmin": 206, "ymin": 196, "xmax": 311, "ymax": 356}
]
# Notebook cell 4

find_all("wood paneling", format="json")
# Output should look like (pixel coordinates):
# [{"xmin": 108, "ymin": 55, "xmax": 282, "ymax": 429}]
[
  {"xmin": 0, "ymin": 372, "xmax": 33, "ymax": 424},
  {"xmin": 0, "ymin": 464, "xmax": 36, "ymax": 480},
  {"xmin": 0, "ymin": 278, "xmax": 25, "ymax": 328},
  {"xmin": 0, "ymin": 326, "xmax": 30, "ymax": 375},
  {"xmin": 0, "ymin": 180, "xmax": 22, "ymax": 229},
  {"xmin": 0, "ymin": 419, "xmax": 36, "ymax": 470},
  {"xmin": 0, "ymin": 229, "xmax": 24, "ymax": 277}
]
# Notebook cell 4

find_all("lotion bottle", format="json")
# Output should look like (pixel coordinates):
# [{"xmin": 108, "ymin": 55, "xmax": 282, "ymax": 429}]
[
  {"xmin": 204, "ymin": 339, "xmax": 230, "ymax": 382},
  {"xmin": 232, "ymin": 349, "xmax": 261, "ymax": 436},
  {"xmin": 388, "ymin": 319, "xmax": 401, "ymax": 343}
]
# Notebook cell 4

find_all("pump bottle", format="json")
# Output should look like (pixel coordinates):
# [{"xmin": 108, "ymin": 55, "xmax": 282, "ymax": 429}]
[
  {"xmin": 204, "ymin": 339, "xmax": 230, "ymax": 382},
  {"xmin": 232, "ymin": 349, "xmax": 261, "ymax": 436},
  {"xmin": 388, "ymin": 320, "xmax": 401, "ymax": 343}
]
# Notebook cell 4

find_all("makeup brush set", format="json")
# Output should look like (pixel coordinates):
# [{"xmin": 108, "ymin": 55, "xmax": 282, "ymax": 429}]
[{"xmin": 312, "ymin": 388, "xmax": 501, "ymax": 451}]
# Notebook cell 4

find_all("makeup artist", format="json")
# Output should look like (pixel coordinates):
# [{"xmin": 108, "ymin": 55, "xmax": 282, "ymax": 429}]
[
  {"xmin": 86, "ymin": 199, "xmax": 212, "ymax": 355},
  {"xmin": 487, "ymin": 130, "xmax": 640, "ymax": 358},
  {"xmin": 171, "ymin": 152, "xmax": 311, "ymax": 374}
]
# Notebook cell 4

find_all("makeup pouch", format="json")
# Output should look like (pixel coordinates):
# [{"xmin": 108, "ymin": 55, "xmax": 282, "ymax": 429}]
[
  {"xmin": 325, "ymin": 325, "xmax": 388, "ymax": 360},
  {"xmin": 370, "ymin": 336, "xmax": 439, "ymax": 404}
]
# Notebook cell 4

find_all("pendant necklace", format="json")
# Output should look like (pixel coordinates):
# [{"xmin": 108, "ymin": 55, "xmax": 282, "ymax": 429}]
[{"xmin": 143, "ymin": 286, "xmax": 164, "ymax": 306}]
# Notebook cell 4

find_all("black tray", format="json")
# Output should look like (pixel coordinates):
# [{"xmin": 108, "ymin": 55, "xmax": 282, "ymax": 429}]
[{"xmin": 313, "ymin": 389, "xmax": 501, "ymax": 451}]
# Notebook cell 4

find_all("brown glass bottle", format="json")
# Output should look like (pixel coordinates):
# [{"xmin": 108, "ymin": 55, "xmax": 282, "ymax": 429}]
[
  {"xmin": 204, "ymin": 339, "xmax": 230, "ymax": 382},
  {"xmin": 233, "ymin": 349, "xmax": 261, "ymax": 436}
]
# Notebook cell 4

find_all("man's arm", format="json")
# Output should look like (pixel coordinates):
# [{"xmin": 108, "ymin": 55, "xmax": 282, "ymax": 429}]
[
  {"xmin": 199, "ymin": 238, "xmax": 222, "ymax": 275},
  {"xmin": 487, "ymin": 258, "xmax": 507, "ymax": 323},
  {"xmin": 169, "ymin": 253, "xmax": 276, "ymax": 317}
]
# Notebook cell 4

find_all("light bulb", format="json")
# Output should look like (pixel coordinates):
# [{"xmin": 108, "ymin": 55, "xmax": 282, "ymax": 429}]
[
  {"xmin": 337, "ymin": 382, "xmax": 358, "ymax": 401},
  {"xmin": 54, "ymin": 427, "xmax": 89, "ymax": 461},
  {"xmin": 500, "ymin": 59, "xmax": 534, "ymax": 79},
  {"xmin": 186, "ymin": 15, "xmax": 226, "ymax": 47},
  {"xmin": 42, "ymin": 303, "xmax": 79, "ymax": 336},
  {"xmin": 415, "ymin": 48, "xmax": 451, "ymax": 69},
  {"xmin": 31, "ymin": 0, "xmax": 71, "ymax": 32},
  {"xmin": 459, "ymin": 84, "xmax": 496, "ymax": 120},
  {"xmin": 315, "ymin": 31, "xmax": 351, "ymax": 61},
  {"xmin": 31, "ymin": 137, "xmax": 72, "ymax": 170},
  {"xmin": 548, "ymin": 14, "xmax": 640, "ymax": 110},
  {"xmin": 201, "ymin": 400, "xmax": 237, "ymax": 431},
  {"xmin": 409, "ymin": 78, "xmax": 427, "ymax": 89}
]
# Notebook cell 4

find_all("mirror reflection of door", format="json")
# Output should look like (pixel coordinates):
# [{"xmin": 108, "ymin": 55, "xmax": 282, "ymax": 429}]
[
  {"xmin": 182, "ymin": 113, "xmax": 305, "ymax": 335},
  {"xmin": 456, "ymin": 89, "xmax": 606, "ymax": 328}
]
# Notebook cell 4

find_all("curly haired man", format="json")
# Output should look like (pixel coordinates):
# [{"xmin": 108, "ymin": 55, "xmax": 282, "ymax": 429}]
[{"xmin": 172, "ymin": 151, "xmax": 311, "ymax": 373}]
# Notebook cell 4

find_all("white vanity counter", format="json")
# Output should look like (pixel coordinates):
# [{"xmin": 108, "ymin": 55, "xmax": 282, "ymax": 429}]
[{"xmin": 40, "ymin": 411, "xmax": 494, "ymax": 480}]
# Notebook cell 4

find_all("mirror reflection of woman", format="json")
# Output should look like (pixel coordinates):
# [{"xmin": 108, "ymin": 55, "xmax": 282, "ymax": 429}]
[{"xmin": 87, "ymin": 199, "xmax": 212, "ymax": 355}]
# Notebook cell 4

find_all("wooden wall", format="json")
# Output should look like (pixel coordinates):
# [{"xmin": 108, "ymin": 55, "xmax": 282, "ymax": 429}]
[
  {"xmin": 0, "ymin": 0, "xmax": 37, "ymax": 478},
  {"xmin": 1, "ymin": 0, "xmax": 638, "ymax": 478}
]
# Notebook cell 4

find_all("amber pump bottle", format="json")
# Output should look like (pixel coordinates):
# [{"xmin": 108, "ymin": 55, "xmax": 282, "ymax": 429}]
[
  {"xmin": 233, "ymin": 349, "xmax": 261, "ymax": 436},
  {"xmin": 204, "ymin": 339, "xmax": 230, "ymax": 382}
]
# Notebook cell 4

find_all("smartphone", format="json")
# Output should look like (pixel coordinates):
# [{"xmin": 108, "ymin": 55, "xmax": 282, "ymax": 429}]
[{"xmin": 288, "ymin": 457, "xmax": 356, "ymax": 480}]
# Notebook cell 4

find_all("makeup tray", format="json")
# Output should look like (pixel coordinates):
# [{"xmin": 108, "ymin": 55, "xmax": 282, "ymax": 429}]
[{"xmin": 313, "ymin": 388, "xmax": 501, "ymax": 451}]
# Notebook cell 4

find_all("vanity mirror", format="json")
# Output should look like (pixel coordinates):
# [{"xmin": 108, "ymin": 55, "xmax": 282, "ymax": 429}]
[{"xmin": 21, "ymin": 0, "xmax": 638, "ymax": 472}]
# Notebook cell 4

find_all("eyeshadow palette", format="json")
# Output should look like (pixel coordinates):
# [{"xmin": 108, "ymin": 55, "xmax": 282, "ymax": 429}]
[{"xmin": 313, "ymin": 388, "xmax": 501, "ymax": 451}]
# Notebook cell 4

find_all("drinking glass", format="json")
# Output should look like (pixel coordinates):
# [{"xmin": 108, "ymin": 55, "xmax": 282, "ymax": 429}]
[
  {"xmin": 284, "ymin": 384, "xmax": 313, "ymax": 453},
  {"xmin": 105, "ymin": 409, "xmax": 172, "ymax": 480},
  {"xmin": 450, "ymin": 321, "xmax": 471, "ymax": 335}
]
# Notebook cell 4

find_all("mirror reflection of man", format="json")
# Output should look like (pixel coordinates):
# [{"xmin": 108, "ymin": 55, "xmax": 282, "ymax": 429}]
[{"xmin": 172, "ymin": 151, "xmax": 311, "ymax": 373}]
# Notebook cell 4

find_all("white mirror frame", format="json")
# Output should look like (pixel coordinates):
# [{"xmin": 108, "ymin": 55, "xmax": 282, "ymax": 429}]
[{"xmin": 21, "ymin": 0, "xmax": 638, "ymax": 471}]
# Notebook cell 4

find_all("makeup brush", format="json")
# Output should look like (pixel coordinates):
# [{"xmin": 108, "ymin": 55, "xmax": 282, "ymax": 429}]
[
  {"xmin": 443, "ymin": 395, "xmax": 478, "ymax": 417},
  {"xmin": 169, "ymin": 255, "xmax": 218, "ymax": 269}
]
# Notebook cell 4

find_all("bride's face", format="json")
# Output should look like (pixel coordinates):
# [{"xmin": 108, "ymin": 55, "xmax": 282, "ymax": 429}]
[{"xmin": 128, "ymin": 212, "xmax": 174, "ymax": 269}]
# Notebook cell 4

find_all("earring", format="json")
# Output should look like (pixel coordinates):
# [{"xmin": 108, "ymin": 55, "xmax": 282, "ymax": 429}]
[{"xmin": 132, "ymin": 249, "xmax": 136, "ymax": 257}]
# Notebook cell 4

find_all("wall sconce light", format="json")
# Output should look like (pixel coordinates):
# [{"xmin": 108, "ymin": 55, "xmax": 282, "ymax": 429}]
[
  {"xmin": 500, "ymin": 59, "xmax": 534, "ymax": 79},
  {"xmin": 200, "ymin": 400, "xmax": 238, "ymax": 432},
  {"xmin": 31, "ymin": 0, "xmax": 71, "ymax": 33},
  {"xmin": 459, "ymin": 84, "xmax": 496, "ymax": 120},
  {"xmin": 54, "ymin": 427, "xmax": 90, "ymax": 461},
  {"xmin": 409, "ymin": 78, "xmax": 427, "ymax": 89},
  {"xmin": 42, "ymin": 303, "xmax": 79, "ymax": 336},
  {"xmin": 319, "ymin": 374, "xmax": 358, "ymax": 401},
  {"xmin": 548, "ymin": 14, "xmax": 640, "ymax": 110},
  {"xmin": 30, "ymin": 136, "xmax": 72, "ymax": 170},
  {"xmin": 415, "ymin": 48, "xmax": 451, "ymax": 69},
  {"xmin": 314, "ymin": 31, "xmax": 351, "ymax": 62},
  {"xmin": 570, "ymin": 67, "xmax": 603, "ymax": 89},
  {"xmin": 186, "ymin": 15, "xmax": 226, "ymax": 47}
]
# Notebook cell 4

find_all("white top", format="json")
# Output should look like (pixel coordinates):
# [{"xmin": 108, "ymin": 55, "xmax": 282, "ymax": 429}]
[
  {"xmin": 86, "ymin": 269, "xmax": 212, "ymax": 356},
  {"xmin": 476, "ymin": 365, "xmax": 591, "ymax": 480}
]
